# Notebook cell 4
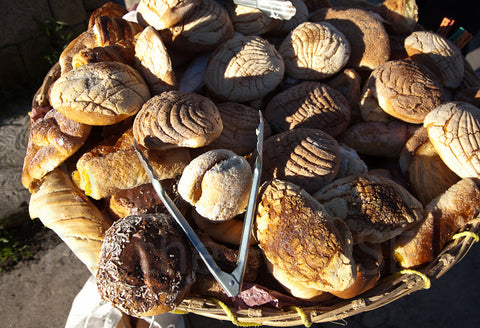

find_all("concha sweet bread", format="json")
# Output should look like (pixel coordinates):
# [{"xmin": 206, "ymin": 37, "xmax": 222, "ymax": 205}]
[
  {"xmin": 133, "ymin": 91, "xmax": 222, "ymax": 150},
  {"xmin": 262, "ymin": 128, "xmax": 340, "ymax": 193},
  {"xmin": 404, "ymin": 30, "xmax": 464, "ymax": 88},
  {"xmin": 204, "ymin": 35, "xmax": 284, "ymax": 102},
  {"xmin": 313, "ymin": 174, "xmax": 424, "ymax": 244},
  {"xmin": 279, "ymin": 21, "xmax": 351, "ymax": 80},
  {"xmin": 49, "ymin": 61, "xmax": 151, "ymax": 126},
  {"xmin": 424, "ymin": 101, "xmax": 480, "ymax": 179},
  {"xmin": 264, "ymin": 81, "xmax": 351, "ymax": 137},
  {"xmin": 256, "ymin": 179, "xmax": 356, "ymax": 293}
]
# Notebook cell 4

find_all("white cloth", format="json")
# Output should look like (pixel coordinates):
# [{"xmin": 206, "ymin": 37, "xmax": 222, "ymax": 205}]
[{"xmin": 65, "ymin": 275, "xmax": 185, "ymax": 328}]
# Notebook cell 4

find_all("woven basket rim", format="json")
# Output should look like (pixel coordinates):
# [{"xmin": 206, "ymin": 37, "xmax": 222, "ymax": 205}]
[{"xmin": 176, "ymin": 218, "xmax": 480, "ymax": 327}]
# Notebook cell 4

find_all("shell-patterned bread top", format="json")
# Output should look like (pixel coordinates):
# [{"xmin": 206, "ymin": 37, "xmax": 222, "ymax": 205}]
[
  {"xmin": 279, "ymin": 22, "xmax": 351, "ymax": 80},
  {"xmin": 133, "ymin": 91, "xmax": 222, "ymax": 150},
  {"xmin": 22, "ymin": 109, "xmax": 91, "ymax": 191},
  {"xmin": 96, "ymin": 214, "xmax": 195, "ymax": 316},
  {"xmin": 178, "ymin": 149, "xmax": 252, "ymax": 221},
  {"xmin": 424, "ymin": 101, "xmax": 480, "ymax": 179},
  {"xmin": 200, "ymin": 102, "xmax": 271, "ymax": 156},
  {"xmin": 363, "ymin": 59, "xmax": 446, "ymax": 124},
  {"xmin": 256, "ymin": 179, "xmax": 356, "ymax": 293},
  {"xmin": 226, "ymin": 2, "xmax": 280, "ymax": 35},
  {"xmin": 404, "ymin": 30, "xmax": 464, "ymax": 88},
  {"xmin": 310, "ymin": 7, "xmax": 390, "ymax": 71},
  {"xmin": 262, "ymin": 128, "xmax": 340, "ymax": 193},
  {"xmin": 204, "ymin": 35, "xmax": 285, "ymax": 102},
  {"xmin": 136, "ymin": 0, "xmax": 201, "ymax": 30},
  {"xmin": 264, "ymin": 81, "xmax": 351, "ymax": 137},
  {"xmin": 399, "ymin": 127, "xmax": 460, "ymax": 206},
  {"xmin": 93, "ymin": 15, "xmax": 143, "ymax": 47},
  {"xmin": 313, "ymin": 174, "xmax": 424, "ymax": 244},
  {"xmin": 134, "ymin": 26, "xmax": 177, "ymax": 95},
  {"xmin": 49, "ymin": 61, "xmax": 150, "ymax": 126},
  {"xmin": 160, "ymin": 0, "xmax": 234, "ymax": 53}
]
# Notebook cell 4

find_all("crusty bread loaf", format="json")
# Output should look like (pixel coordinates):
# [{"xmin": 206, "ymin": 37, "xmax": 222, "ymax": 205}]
[
  {"xmin": 73, "ymin": 128, "xmax": 191, "ymax": 199},
  {"xmin": 87, "ymin": 1, "xmax": 128, "ymax": 30},
  {"xmin": 394, "ymin": 177, "xmax": 480, "ymax": 268},
  {"xmin": 29, "ymin": 168, "xmax": 112, "ymax": 274},
  {"xmin": 22, "ymin": 108, "xmax": 91, "ymax": 192},
  {"xmin": 49, "ymin": 61, "xmax": 151, "ymax": 126}
]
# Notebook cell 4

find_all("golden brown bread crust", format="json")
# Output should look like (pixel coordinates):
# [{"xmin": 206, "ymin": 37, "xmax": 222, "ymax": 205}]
[
  {"xmin": 22, "ymin": 108, "xmax": 91, "ymax": 191},
  {"xmin": 96, "ymin": 214, "xmax": 195, "ymax": 316},
  {"xmin": 71, "ymin": 41, "xmax": 136, "ymax": 69},
  {"xmin": 256, "ymin": 179, "xmax": 356, "ymax": 292},
  {"xmin": 59, "ymin": 29, "xmax": 96, "ymax": 75},
  {"xmin": 136, "ymin": 0, "xmax": 201, "ymax": 30},
  {"xmin": 29, "ymin": 168, "xmax": 112, "ymax": 274},
  {"xmin": 313, "ymin": 174, "xmax": 424, "ymax": 244},
  {"xmin": 73, "ymin": 128, "xmax": 190, "ymax": 199},
  {"xmin": 310, "ymin": 7, "xmax": 390, "ymax": 70},
  {"xmin": 88, "ymin": 1, "xmax": 129, "ymax": 30},
  {"xmin": 134, "ymin": 26, "xmax": 177, "ymax": 95},
  {"xmin": 394, "ymin": 177, "xmax": 480, "ymax": 268},
  {"xmin": 93, "ymin": 15, "xmax": 143, "ymax": 47},
  {"xmin": 49, "ymin": 61, "xmax": 151, "ymax": 126}
]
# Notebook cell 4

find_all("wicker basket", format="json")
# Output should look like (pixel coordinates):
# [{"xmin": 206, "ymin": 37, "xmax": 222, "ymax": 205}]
[{"xmin": 30, "ymin": 55, "xmax": 480, "ymax": 328}]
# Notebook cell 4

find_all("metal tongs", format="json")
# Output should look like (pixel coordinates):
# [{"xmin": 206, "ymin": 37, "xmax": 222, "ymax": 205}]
[
  {"xmin": 134, "ymin": 112, "xmax": 264, "ymax": 297},
  {"xmin": 233, "ymin": 0, "xmax": 296, "ymax": 20}
]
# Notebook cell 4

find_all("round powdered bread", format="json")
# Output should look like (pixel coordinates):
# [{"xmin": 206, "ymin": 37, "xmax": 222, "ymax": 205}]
[
  {"xmin": 96, "ymin": 214, "xmax": 195, "ymax": 316},
  {"xmin": 49, "ymin": 61, "xmax": 151, "ymax": 126},
  {"xmin": 279, "ymin": 21, "xmax": 351, "ymax": 80},
  {"xmin": 178, "ymin": 149, "xmax": 252, "ymax": 221},
  {"xmin": 204, "ymin": 35, "xmax": 284, "ymax": 102},
  {"xmin": 133, "ymin": 90, "xmax": 223, "ymax": 150}
]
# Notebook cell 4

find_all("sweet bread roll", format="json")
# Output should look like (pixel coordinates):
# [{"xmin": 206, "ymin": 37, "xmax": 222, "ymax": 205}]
[
  {"xmin": 178, "ymin": 149, "xmax": 252, "ymax": 221},
  {"xmin": 204, "ymin": 35, "xmax": 284, "ymax": 102},
  {"xmin": 73, "ymin": 128, "xmax": 191, "ymax": 199},
  {"xmin": 160, "ymin": 0, "xmax": 234, "ymax": 53},
  {"xmin": 341, "ymin": 120, "xmax": 418, "ymax": 158},
  {"xmin": 88, "ymin": 1, "xmax": 129, "ymax": 29},
  {"xmin": 310, "ymin": 7, "xmax": 390, "ymax": 70},
  {"xmin": 29, "ymin": 168, "xmax": 112, "ymax": 274},
  {"xmin": 279, "ymin": 22, "xmax": 351, "ymax": 80},
  {"xmin": 424, "ymin": 102, "xmax": 480, "ymax": 179},
  {"xmin": 49, "ymin": 61, "xmax": 150, "ymax": 126},
  {"xmin": 264, "ymin": 81, "xmax": 351, "ymax": 137},
  {"xmin": 71, "ymin": 41, "xmax": 136, "ymax": 68},
  {"xmin": 405, "ymin": 31, "xmax": 464, "ymax": 88},
  {"xmin": 262, "ymin": 128, "xmax": 340, "ymax": 193},
  {"xmin": 394, "ymin": 177, "xmax": 480, "ymax": 268},
  {"xmin": 93, "ymin": 15, "xmax": 143, "ymax": 47},
  {"xmin": 226, "ymin": 2, "xmax": 280, "ymax": 35},
  {"xmin": 96, "ymin": 214, "xmax": 195, "ymax": 316},
  {"xmin": 375, "ymin": 0, "xmax": 418, "ymax": 35},
  {"xmin": 361, "ymin": 59, "xmax": 446, "ymax": 124},
  {"xmin": 136, "ymin": 0, "xmax": 200, "ymax": 30},
  {"xmin": 198, "ymin": 102, "xmax": 271, "ymax": 156},
  {"xmin": 133, "ymin": 91, "xmax": 222, "ymax": 150},
  {"xmin": 256, "ymin": 179, "xmax": 356, "ymax": 293},
  {"xmin": 336, "ymin": 143, "xmax": 368, "ymax": 179},
  {"xmin": 399, "ymin": 127, "xmax": 460, "ymax": 206},
  {"xmin": 325, "ymin": 68, "xmax": 362, "ymax": 122},
  {"xmin": 59, "ymin": 29, "xmax": 96, "ymax": 75},
  {"xmin": 22, "ymin": 108, "xmax": 91, "ymax": 191},
  {"xmin": 313, "ymin": 174, "xmax": 424, "ymax": 244},
  {"xmin": 134, "ymin": 26, "xmax": 177, "ymax": 95}
]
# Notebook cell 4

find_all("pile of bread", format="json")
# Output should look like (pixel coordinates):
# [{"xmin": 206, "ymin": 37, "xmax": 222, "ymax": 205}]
[{"xmin": 22, "ymin": 0, "xmax": 480, "ymax": 319}]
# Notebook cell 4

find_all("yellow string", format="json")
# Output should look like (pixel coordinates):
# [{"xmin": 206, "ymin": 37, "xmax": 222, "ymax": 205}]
[
  {"xmin": 398, "ymin": 269, "xmax": 431, "ymax": 289},
  {"xmin": 170, "ymin": 309, "xmax": 188, "ymax": 315},
  {"xmin": 210, "ymin": 298, "xmax": 262, "ymax": 327},
  {"xmin": 289, "ymin": 306, "xmax": 312, "ymax": 327},
  {"xmin": 451, "ymin": 231, "xmax": 480, "ymax": 243}
]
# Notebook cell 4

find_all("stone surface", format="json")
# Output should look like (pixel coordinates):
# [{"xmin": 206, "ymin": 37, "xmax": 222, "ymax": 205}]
[
  {"xmin": 0, "ymin": 46, "xmax": 29, "ymax": 94},
  {"xmin": 49, "ymin": 0, "xmax": 87, "ymax": 25}
]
